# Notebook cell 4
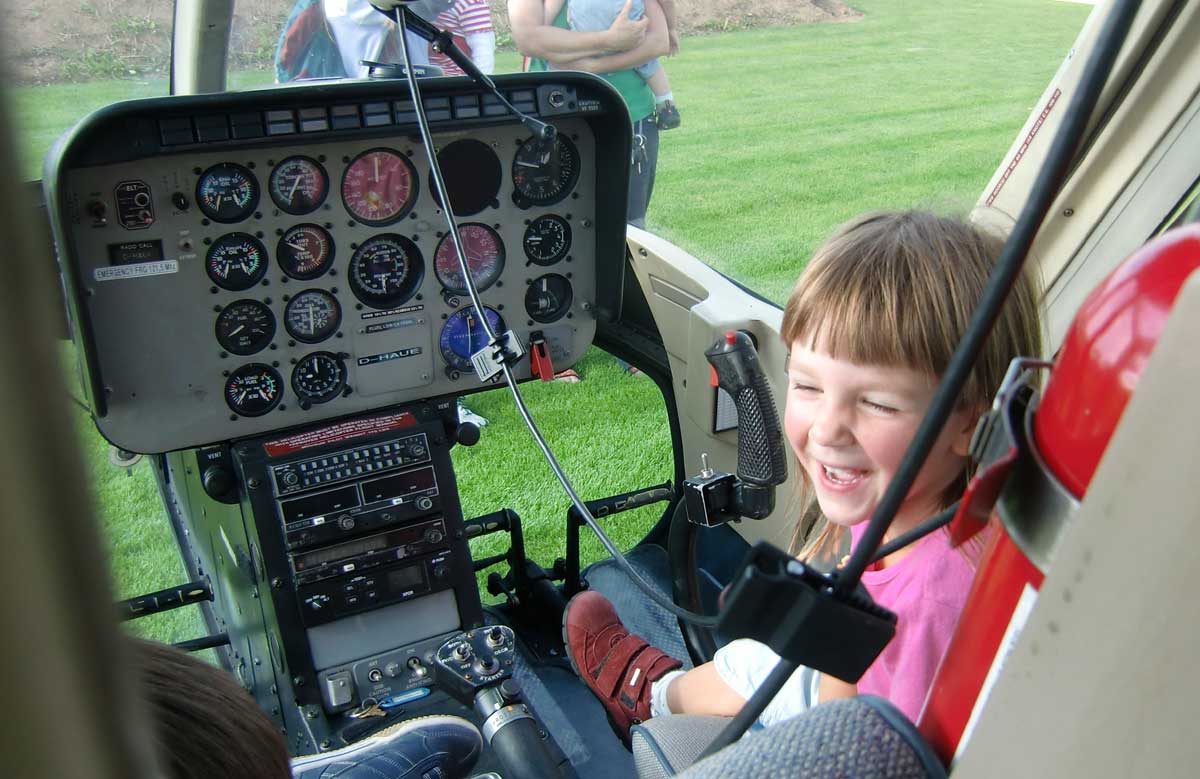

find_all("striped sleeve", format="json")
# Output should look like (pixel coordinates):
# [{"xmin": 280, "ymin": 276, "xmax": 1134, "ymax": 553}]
[{"xmin": 453, "ymin": 0, "xmax": 495, "ymax": 34}]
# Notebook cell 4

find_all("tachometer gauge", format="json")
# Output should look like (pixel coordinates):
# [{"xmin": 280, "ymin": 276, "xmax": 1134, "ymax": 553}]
[
  {"xmin": 511, "ymin": 135, "xmax": 580, "ymax": 207},
  {"xmin": 196, "ymin": 162, "xmax": 259, "ymax": 223},
  {"xmin": 215, "ymin": 299, "xmax": 275, "ymax": 355},
  {"xmin": 522, "ymin": 214, "xmax": 572, "ymax": 266},
  {"xmin": 341, "ymin": 148, "xmax": 418, "ymax": 226},
  {"xmin": 434, "ymin": 223, "xmax": 505, "ymax": 294},
  {"xmin": 269, "ymin": 156, "xmax": 328, "ymax": 215},
  {"xmin": 224, "ymin": 363, "xmax": 283, "ymax": 417},
  {"xmin": 525, "ymin": 274, "xmax": 574, "ymax": 323},
  {"xmin": 206, "ymin": 233, "xmax": 268, "ymax": 291},
  {"xmin": 284, "ymin": 289, "xmax": 341, "ymax": 343},
  {"xmin": 291, "ymin": 351, "xmax": 347, "ymax": 405},
  {"xmin": 277, "ymin": 224, "xmax": 334, "ymax": 280},
  {"xmin": 349, "ymin": 234, "xmax": 424, "ymax": 309},
  {"xmin": 439, "ymin": 306, "xmax": 504, "ymax": 373}
]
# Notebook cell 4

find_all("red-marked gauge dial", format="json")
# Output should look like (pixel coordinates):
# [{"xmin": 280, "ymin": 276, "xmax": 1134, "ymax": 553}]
[
  {"xmin": 206, "ymin": 233, "xmax": 268, "ymax": 291},
  {"xmin": 269, "ymin": 156, "xmax": 328, "ymax": 215},
  {"xmin": 349, "ymin": 234, "xmax": 424, "ymax": 309},
  {"xmin": 196, "ymin": 163, "xmax": 259, "ymax": 223},
  {"xmin": 511, "ymin": 135, "xmax": 580, "ymax": 207},
  {"xmin": 277, "ymin": 224, "xmax": 334, "ymax": 280},
  {"xmin": 224, "ymin": 363, "xmax": 283, "ymax": 417},
  {"xmin": 439, "ymin": 306, "xmax": 505, "ymax": 373},
  {"xmin": 434, "ymin": 223, "xmax": 505, "ymax": 295},
  {"xmin": 523, "ymin": 214, "xmax": 572, "ymax": 266},
  {"xmin": 284, "ymin": 289, "xmax": 341, "ymax": 343},
  {"xmin": 291, "ymin": 351, "xmax": 347, "ymax": 405},
  {"xmin": 341, "ymin": 149, "xmax": 418, "ymax": 226},
  {"xmin": 525, "ymin": 273, "xmax": 574, "ymax": 323},
  {"xmin": 215, "ymin": 299, "xmax": 275, "ymax": 355}
]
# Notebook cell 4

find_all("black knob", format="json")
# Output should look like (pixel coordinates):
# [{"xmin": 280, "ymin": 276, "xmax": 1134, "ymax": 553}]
[
  {"xmin": 202, "ymin": 465, "xmax": 235, "ymax": 500},
  {"xmin": 454, "ymin": 422, "xmax": 480, "ymax": 447},
  {"xmin": 499, "ymin": 678, "xmax": 521, "ymax": 703},
  {"xmin": 171, "ymin": 192, "xmax": 190, "ymax": 210}
]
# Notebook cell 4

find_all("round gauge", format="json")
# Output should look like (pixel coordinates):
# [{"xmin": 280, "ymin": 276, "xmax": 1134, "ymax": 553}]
[
  {"xmin": 206, "ymin": 233, "xmax": 268, "ymax": 291},
  {"xmin": 349, "ymin": 234, "xmax": 424, "ymax": 309},
  {"xmin": 224, "ymin": 363, "xmax": 283, "ymax": 417},
  {"xmin": 196, "ymin": 163, "xmax": 259, "ymax": 223},
  {"xmin": 341, "ymin": 148, "xmax": 419, "ymax": 226},
  {"xmin": 511, "ymin": 135, "xmax": 580, "ymax": 207},
  {"xmin": 525, "ymin": 274, "xmax": 574, "ymax": 323},
  {"xmin": 431, "ymin": 139, "xmax": 502, "ymax": 216},
  {"xmin": 523, "ymin": 214, "xmax": 572, "ymax": 266},
  {"xmin": 277, "ymin": 224, "xmax": 335, "ymax": 280},
  {"xmin": 269, "ymin": 156, "xmax": 329, "ymax": 215},
  {"xmin": 284, "ymin": 289, "xmax": 341, "ymax": 343},
  {"xmin": 215, "ymin": 299, "xmax": 276, "ymax": 355},
  {"xmin": 434, "ymin": 223, "xmax": 505, "ymax": 294},
  {"xmin": 440, "ymin": 306, "xmax": 505, "ymax": 373},
  {"xmin": 291, "ymin": 352, "xmax": 347, "ymax": 405}
]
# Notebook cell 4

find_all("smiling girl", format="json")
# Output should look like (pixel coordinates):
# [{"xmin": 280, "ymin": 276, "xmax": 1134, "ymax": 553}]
[{"xmin": 563, "ymin": 210, "xmax": 1044, "ymax": 739}]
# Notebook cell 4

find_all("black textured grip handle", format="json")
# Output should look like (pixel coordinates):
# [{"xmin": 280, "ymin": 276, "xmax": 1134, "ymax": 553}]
[{"xmin": 707, "ymin": 331, "xmax": 788, "ymax": 487}]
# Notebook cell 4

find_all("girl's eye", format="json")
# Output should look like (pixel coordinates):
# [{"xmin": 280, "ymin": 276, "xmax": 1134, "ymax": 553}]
[
  {"xmin": 862, "ymin": 399, "xmax": 898, "ymax": 413},
  {"xmin": 790, "ymin": 382, "xmax": 819, "ymax": 393}
]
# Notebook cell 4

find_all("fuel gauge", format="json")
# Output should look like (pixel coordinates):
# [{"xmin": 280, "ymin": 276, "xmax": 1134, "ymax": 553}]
[
  {"xmin": 224, "ymin": 363, "xmax": 283, "ymax": 417},
  {"xmin": 525, "ymin": 274, "xmax": 573, "ymax": 323},
  {"xmin": 215, "ymin": 299, "xmax": 275, "ymax": 355}
]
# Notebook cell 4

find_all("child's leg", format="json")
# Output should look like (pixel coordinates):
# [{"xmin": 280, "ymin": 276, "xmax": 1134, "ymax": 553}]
[
  {"xmin": 653, "ymin": 661, "xmax": 747, "ymax": 717},
  {"xmin": 645, "ymin": 65, "xmax": 672, "ymax": 101}
]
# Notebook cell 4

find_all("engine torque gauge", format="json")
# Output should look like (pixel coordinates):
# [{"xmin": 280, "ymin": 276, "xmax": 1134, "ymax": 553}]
[
  {"xmin": 349, "ymin": 234, "xmax": 424, "ymax": 310},
  {"xmin": 512, "ymin": 135, "xmax": 580, "ymax": 208},
  {"xmin": 435, "ymin": 223, "xmax": 505, "ymax": 294},
  {"xmin": 341, "ymin": 148, "xmax": 419, "ymax": 226},
  {"xmin": 525, "ymin": 274, "xmax": 574, "ymax": 323},
  {"xmin": 224, "ymin": 363, "xmax": 283, "ymax": 417},
  {"xmin": 215, "ymin": 299, "xmax": 275, "ymax": 355},
  {"xmin": 523, "ymin": 214, "xmax": 572, "ymax": 266},
  {"xmin": 277, "ymin": 224, "xmax": 334, "ymax": 280},
  {"xmin": 196, "ymin": 163, "xmax": 259, "ymax": 223},
  {"xmin": 269, "ymin": 156, "xmax": 328, "ymax": 215},
  {"xmin": 284, "ymin": 289, "xmax": 341, "ymax": 343},
  {"xmin": 291, "ymin": 352, "xmax": 347, "ymax": 405},
  {"xmin": 440, "ymin": 306, "xmax": 505, "ymax": 373},
  {"xmin": 206, "ymin": 233, "xmax": 268, "ymax": 291}
]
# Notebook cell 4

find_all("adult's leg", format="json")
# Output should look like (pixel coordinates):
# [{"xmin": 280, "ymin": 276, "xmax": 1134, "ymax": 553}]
[{"xmin": 627, "ymin": 116, "xmax": 660, "ymax": 228}]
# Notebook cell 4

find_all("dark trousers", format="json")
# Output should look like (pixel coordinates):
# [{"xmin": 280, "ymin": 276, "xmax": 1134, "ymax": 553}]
[{"xmin": 627, "ymin": 117, "xmax": 660, "ymax": 229}]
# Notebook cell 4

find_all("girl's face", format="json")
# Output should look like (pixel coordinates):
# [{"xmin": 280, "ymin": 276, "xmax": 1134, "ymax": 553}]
[{"xmin": 784, "ymin": 337, "xmax": 977, "ymax": 537}]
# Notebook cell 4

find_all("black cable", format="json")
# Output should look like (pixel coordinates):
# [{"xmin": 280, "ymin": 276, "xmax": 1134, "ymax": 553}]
[
  {"xmin": 391, "ymin": 10, "xmax": 719, "ymax": 630},
  {"xmin": 869, "ymin": 503, "xmax": 958, "ymax": 565},
  {"xmin": 697, "ymin": 657, "xmax": 799, "ymax": 761},
  {"xmin": 835, "ymin": 0, "xmax": 1144, "ymax": 597}
]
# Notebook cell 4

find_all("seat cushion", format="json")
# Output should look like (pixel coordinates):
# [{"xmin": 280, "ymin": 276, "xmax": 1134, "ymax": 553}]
[{"xmin": 631, "ymin": 715, "xmax": 732, "ymax": 779}]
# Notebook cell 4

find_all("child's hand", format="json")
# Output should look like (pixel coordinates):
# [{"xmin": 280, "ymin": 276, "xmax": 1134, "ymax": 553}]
[{"xmin": 606, "ymin": 0, "xmax": 648, "ymax": 51}]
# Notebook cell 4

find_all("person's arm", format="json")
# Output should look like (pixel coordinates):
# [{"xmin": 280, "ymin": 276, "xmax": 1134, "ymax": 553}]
[
  {"xmin": 818, "ymin": 672, "xmax": 858, "ymax": 703},
  {"xmin": 543, "ymin": 0, "xmax": 566, "ymax": 24},
  {"xmin": 507, "ymin": 0, "xmax": 646, "ymax": 61},
  {"xmin": 464, "ymin": 31, "xmax": 496, "ymax": 73},
  {"xmin": 552, "ymin": 0, "xmax": 668, "ymax": 72},
  {"xmin": 658, "ymin": 0, "xmax": 679, "ymax": 55}
]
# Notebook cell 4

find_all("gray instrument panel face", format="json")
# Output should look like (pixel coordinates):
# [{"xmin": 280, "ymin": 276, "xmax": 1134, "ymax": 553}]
[{"xmin": 63, "ymin": 119, "xmax": 597, "ymax": 453}]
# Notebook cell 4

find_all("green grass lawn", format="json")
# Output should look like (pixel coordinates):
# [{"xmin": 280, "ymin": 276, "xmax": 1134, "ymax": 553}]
[{"xmin": 20, "ymin": 0, "xmax": 1091, "ymax": 646}]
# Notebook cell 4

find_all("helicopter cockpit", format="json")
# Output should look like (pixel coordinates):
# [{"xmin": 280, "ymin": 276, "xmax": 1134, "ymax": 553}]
[{"xmin": 6, "ymin": 0, "xmax": 1200, "ymax": 777}]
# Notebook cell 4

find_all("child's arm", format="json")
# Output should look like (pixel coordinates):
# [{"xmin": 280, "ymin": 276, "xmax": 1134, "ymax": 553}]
[
  {"xmin": 508, "ymin": 0, "xmax": 646, "ymax": 61},
  {"xmin": 551, "ymin": 0, "xmax": 667, "ymax": 71},
  {"xmin": 657, "ymin": 0, "xmax": 679, "ymax": 55},
  {"xmin": 818, "ymin": 672, "xmax": 858, "ymax": 703}
]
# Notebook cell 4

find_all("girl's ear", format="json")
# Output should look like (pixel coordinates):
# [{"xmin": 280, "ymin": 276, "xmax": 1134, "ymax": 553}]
[{"xmin": 950, "ymin": 407, "xmax": 983, "ymax": 458}]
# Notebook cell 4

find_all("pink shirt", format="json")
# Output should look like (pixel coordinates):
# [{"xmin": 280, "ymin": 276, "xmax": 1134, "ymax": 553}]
[{"xmin": 851, "ymin": 522, "xmax": 977, "ymax": 723}]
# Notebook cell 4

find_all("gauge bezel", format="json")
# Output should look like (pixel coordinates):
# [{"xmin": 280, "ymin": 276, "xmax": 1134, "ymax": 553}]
[
  {"xmin": 214, "ymin": 299, "xmax": 276, "ymax": 356},
  {"xmin": 277, "ymin": 223, "xmax": 335, "ymax": 280},
  {"xmin": 340, "ymin": 148, "xmax": 420, "ymax": 227},
  {"xmin": 291, "ymin": 351, "xmax": 347, "ymax": 405},
  {"xmin": 511, "ymin": 135, "xmax": 581, "ymax": 208},
  {"xmin": 348, "ymin": 234, "xmax": 425, "ymax": 310},
  {"xmin": 284, "ymin": 288, "xmax": 342, "ymax": 344},
  {"xmin": 196, "ymin": 162, "xmax": 260, "ymax": 223},
  {"xmin": 434, "ymin": 223, "xmax": 506, "ymax": 295},
  {"xmin": 206, "ymin": 232, "xmax": 269, "ymax": 291},
  {"xmin": 522, "ymin": 214, "xmax": 573, "ymax": 266},
  {"xmin": 269, "ymin": 155, "xmax": 329, "ymax": 215},
  {"xmin": 224, "ymin": 363, "xmax": 283, "ymax": 417}
]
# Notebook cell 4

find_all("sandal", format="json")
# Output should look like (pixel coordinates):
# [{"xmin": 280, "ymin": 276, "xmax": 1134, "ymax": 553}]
[
  {"xmin": 562, "ymin": 591, "xmax": 682, "ymax": 742},
  {"xmin": 553, "ymin": 369, "xmax": 582, "ymax": 384}
]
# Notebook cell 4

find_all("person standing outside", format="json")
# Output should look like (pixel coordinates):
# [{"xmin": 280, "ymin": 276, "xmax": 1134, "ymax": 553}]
[
  {"xmin": 429, "ymin": 0, "xmax": 498, "ymax": 75},
  {"xmin": 508, "ymin": 0, "xmax": 669, "ymax": 228}
]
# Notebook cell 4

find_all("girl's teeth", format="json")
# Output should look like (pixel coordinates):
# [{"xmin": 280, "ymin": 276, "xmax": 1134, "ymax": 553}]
[{"xmin": 824, "ymin": 465, "xmax": 862, "ymax": 483}]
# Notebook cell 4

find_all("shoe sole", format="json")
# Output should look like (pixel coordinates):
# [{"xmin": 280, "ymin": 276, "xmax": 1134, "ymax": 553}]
[{"xmin": 291, "ymin": 714, "xmax": 482, "ymax": 774}]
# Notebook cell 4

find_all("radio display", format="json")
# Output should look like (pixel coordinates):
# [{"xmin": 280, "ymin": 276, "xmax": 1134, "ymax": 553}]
[
  {"xmin": 388, "ymin": 564, "xmax": 425, "ymax": 591},
  {"xmin": 362, "ymin": 466, "xmax": 436, "ymax": 504},
  {"xmin": 281, "ymin": 485, "xmax": 360, "ymax": 523},
  {"xmin": 293, "ymin": 534, "xmax": 390, "ymax": 571}
]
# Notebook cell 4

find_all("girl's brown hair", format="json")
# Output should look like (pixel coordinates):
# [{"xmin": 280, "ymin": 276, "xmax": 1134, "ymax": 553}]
[{"xmin": 782, "ymin": 210, "xmax": 1043, "ymax": 559}]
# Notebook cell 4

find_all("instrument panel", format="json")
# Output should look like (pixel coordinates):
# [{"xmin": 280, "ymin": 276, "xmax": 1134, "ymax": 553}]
[{"xmin": 47, "ymin": 75, "xmax": 631, "ymax": 453}]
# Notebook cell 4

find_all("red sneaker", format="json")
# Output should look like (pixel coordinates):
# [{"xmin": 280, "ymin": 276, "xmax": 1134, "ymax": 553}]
[{"xmin": 562, "ymin": 591, "xmax": 682, "ymax": 742}]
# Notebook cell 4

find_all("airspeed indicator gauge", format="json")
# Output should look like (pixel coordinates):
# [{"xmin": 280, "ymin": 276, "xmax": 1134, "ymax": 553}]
[
  {"xmin": 434, "ymin": 223, "xmax": 505, "ymax": 294},
  {"xmin": 224, "ymin": 363, "xmax": 283, "ymax": 417}
]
